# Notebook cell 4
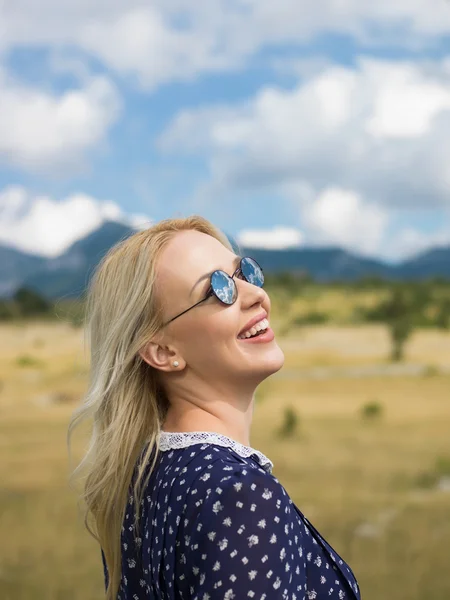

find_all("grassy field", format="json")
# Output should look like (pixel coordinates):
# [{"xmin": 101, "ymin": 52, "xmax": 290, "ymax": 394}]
[{"xmin": 1, "ymin": 320, "xmax": 450, "ymax": 599}]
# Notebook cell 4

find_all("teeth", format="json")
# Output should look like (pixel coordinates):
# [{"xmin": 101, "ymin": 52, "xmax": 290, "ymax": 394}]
[{"xmin": 238, "ymin": 318, "xmax": 269, "ymax": 339}]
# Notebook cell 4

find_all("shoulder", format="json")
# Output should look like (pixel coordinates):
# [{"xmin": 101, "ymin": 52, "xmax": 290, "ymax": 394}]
[
  {"xmin": 186, "ymin": 443, "xmax": 285, "ymax": 497},
  {"xmin": 182, "ymin": 450, "xmax": 293, "ymax": 530}
]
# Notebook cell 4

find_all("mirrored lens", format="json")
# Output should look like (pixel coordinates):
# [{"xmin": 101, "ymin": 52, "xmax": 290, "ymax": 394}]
[
  {"xmin": 241, "ymin": 257, "xmax": 264, "ymax": 287},
  {"xmin": 211, "ymin": 270, "xmax": 237, "ymax": 304}
]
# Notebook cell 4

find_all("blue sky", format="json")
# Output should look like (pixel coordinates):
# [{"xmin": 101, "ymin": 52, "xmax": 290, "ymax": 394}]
[{"xmin": 0, "ymin": 2, "xmax": 450, "ymax": 263}]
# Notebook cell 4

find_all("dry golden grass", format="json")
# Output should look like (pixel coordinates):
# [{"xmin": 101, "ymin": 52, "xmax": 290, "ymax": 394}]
[
  {"xmin": 280, "ymin": 324, "xmax": 450, "ymax": 368},
  {"xmin": 1, "ymin": 321, "xmax": 450, "ymax": 599}
]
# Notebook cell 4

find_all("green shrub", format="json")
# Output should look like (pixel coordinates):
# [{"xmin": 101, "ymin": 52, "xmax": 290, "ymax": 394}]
[
  {"xmin": 434, "ymin": 298, "xmax": 450, "ymax": 329},
  {"xmin": 435, "ymin": 455, "xmax": 450, "ymax": 477},
  {"xmin": 414, "ymin": 455, "xmax": 450, "ymax": 489},
  {"xmin": 13, "ymin": 287, "xmax": 51, "ymax": 316},
  {"xmin": 415, "ymin": 471, "xmax": 438, "ymax": 489},
  {"xmin": 292, "ymin": 311, "xmax": 329, "ymax": 326},
  {"xmin": 16, "ymin": 354, "xmax": 44, "ymax": 368},
  {"xmin": 422, "ymin": 364, "xmax": 440, "ymax": 377},
  {"xmin": 361, "ymin": 400, "xmax": 383, "ymax": 420},
  {"xmin": 0, "ymin": 301, "xmax": 15, "ymax": 320},
  {"xmin": 277, "ymin": 406, "xmax": 299, "ymax": 438}
]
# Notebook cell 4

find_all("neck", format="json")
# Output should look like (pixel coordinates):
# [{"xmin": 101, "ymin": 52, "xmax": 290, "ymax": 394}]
[{"xmin": 162, "ymin": 394, "xmax": 255, "ymax": 447}]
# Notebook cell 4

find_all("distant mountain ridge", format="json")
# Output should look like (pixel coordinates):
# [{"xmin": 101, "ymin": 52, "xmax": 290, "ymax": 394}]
[
  {"xmin": 1, "ymin": 221, "xmax": 450, "ymax": 299},
  {"xmin": 241, "ymin": 247, "xmax": 393, "ymax": 281}
]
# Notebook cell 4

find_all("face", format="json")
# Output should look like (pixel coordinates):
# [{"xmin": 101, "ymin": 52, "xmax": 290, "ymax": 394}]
[{"xmin": 144, "ymin": 230, "xmax": 285, "ymax": 389}]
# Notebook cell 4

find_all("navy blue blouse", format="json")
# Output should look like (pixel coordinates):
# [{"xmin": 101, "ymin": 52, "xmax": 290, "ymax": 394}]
[{"xmin": 101, "ymin": 431, "xmax": 361, "ymax": 599}]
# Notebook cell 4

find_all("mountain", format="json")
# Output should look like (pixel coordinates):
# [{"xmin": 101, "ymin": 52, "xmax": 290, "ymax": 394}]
[
  {"xmin": 0, "ymin": 245, "xmax": 46, "ymax": 297},
  {"xmin": 1, "ymin": 223, "xmax": 450, "ymax": 300},
  {"xmin": 393, "ymin": 246, "xmax": 450, "ymax": 279},
  {"xmin": 14, "ymin": 221, "xmax": 135, "ymax": 299},
  {"xmin": 240, "ymin": 247, "xmax": 392, "ymax": 281}
]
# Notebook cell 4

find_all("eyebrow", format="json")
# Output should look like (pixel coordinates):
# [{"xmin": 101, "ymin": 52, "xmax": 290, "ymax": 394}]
[{"xmin": 189, "ymin": 255, "xmax": 242, "ymax": 298}]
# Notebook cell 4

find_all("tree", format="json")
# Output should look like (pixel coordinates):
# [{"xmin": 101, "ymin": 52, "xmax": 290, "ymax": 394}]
[
  {"xmin": 390, "ymin": 315, "xmax": 414, "ymax": 361},
  {"xmin": 380, "ymin": 288, "xmax": 415, "ymax": 362},
  {"xmin": 435, "ymin": 298, "xmax": 450, "ymax": 329},
  {"xmin": 13, "ymin": 287, "xmax": 51, "ymax": 316}
]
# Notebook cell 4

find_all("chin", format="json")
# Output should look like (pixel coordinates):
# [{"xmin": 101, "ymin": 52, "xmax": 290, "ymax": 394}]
[
  {"xmin": 256, "ymin": 345, "xmax": 285, "ymax": 376},
  {"xmin": 267, "ymin": 347, "xmax": 285, "ymax": 373},
  {"xmin": 234, "ymin": 335, "xmax": 285, "ymax": 375}
]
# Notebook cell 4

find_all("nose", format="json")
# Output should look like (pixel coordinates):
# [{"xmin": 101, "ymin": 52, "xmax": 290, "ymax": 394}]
[{"xmin": 237, "ymin": 277, "xmax": 267, "ymax": 307}]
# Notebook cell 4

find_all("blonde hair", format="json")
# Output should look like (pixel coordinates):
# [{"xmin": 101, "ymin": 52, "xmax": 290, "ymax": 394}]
[{"xmin": 67, "ymin": 215, "xmax": 234, "ymax": 600}]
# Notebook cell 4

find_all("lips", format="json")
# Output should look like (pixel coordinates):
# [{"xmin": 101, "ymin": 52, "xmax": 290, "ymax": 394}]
[{"xmin": 238, "ymin": 311, "xmax": 268, "ymax": 337}]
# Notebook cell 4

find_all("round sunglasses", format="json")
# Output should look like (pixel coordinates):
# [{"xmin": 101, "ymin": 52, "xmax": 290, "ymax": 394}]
[{"xmin": 162, "ymin": 256, "xmax": 264, "ymax": 326}]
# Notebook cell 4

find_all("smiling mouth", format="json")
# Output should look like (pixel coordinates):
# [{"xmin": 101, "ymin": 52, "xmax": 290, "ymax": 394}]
[
  {"xmin": 237, "ymin": 327, "xmax": 267, "ymax": 340},
  {"xmin": 237, "ymin": 326, "xmax": 274, "ymax": 343},
  {"xmin": 237, "ymin": 317, "xmax": 269, "ymax": 339},
  {"xmin": 248, "ymin": 329, "xmax": 265, "ymax": 338}
]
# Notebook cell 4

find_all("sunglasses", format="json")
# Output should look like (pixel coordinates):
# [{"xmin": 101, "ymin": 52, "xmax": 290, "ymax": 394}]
[{"xmin": 162, "ymin": 256, "xmax": 264, "ymax": 326}]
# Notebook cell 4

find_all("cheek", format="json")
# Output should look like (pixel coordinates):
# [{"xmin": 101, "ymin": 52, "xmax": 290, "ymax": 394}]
[
  {"xmin": 184, "ymin": 311, "xmax": 238, "ymax": 345},
  {"xmin": 206, "ymin": 314, "xmax": 238, "ymax": 341}
]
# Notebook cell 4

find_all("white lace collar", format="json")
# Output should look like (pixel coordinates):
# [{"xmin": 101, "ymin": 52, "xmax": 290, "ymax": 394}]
[{"xmin": 159, "ymin": 430, "xmax": 274, "ymax": 473}]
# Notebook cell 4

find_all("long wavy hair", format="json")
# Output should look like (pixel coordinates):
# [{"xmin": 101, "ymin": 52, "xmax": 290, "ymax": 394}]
[{"xmin": 67, "ymin": 215, "xmax": 234, "ymax": 600}]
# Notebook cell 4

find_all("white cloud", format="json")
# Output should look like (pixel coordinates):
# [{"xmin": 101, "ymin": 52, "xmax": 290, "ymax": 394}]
[
  {"xmin": 236, "ymin": 225, "xmax": 303, "ymax": 249},
  {"xmin": 0, "ymin": 186, "xmax": 151, "ymax": 257},
  {"xmin": 79, "ymin": 8, "xmax": 232, "ymax": 90},
  {"xmin": 0, "ymin": 70, "xmax": 121, "ymax": 173},
  {"xmin": 270, "ymin": 55, "xmax": 333, "ymax": 80},
  {"xmin": 382, "ymin": 226, "xmax": 450, "ymax": 261},
  {"xmin": 1, "ymin": 2, "xmax": 450, "ymax": 89},
  {"xmin": 302, "ymin": 187, "xmax": 389, "ymax": 255},
  {"xmin": 47, "ymin": 51, "xmax": 92, "ymax": 81},
  {"xmin": 235, "ymin": 0, "xmax": 450, "ymax": 45},
  {"xmin": 159, "ymin": 58, "xmax": 450, "ymax": 210},
  {"xmin": 365, "ymin": 62, "xmax": 450, "ymax": 138}
]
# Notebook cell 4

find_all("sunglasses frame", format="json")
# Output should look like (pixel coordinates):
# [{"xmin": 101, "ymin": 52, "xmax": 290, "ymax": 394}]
[{"xmin": 162, "ymin": 256, "xmax": 264, "ymax": 326}]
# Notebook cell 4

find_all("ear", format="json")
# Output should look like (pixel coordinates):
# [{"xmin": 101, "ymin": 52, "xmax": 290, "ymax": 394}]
[{"xmin": 139, "ymin": 339, "xmax": 181, "ymax": 372}]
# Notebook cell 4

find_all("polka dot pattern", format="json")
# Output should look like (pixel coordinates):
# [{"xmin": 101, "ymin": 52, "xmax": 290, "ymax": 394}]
[{"xmin": 101, "ymin": 432, "xmax": 361, "ymax": 599}]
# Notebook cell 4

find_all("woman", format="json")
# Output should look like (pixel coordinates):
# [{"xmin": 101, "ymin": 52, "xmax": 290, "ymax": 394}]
[{"xmin": 68, "ymin": 215, "xmax": 361, "ymax": 600}]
